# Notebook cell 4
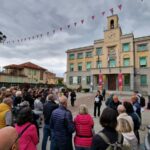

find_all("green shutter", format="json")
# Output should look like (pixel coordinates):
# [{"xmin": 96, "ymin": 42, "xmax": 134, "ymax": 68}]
[
  {"xmin": 140, "ymin": 75, "xmax": 147, "ymax": 86},
  {"xmin": 78, "ymin": 63, "xmax": 82, "ymax": 71},
  {"xmin": 86, "ymin": 62, "xmax": 91, "ymax": 70},
  {"xmin": 140, "ymin": 57, "xmax": 147, "ymax": 67},
  {"xmin": 124, "ymin": 58, "xmax": 130, "ymax": 66},
  {"xmin": 96, "ymin": 47, "xmax": 102, "ymax": 55},
  {"xmin": 123, "ymin": 43, "xmax": 130, "ymax": 52},
  {"xmin": 77, "ymin": 53, "xmax": 83, "ymax": 59},
  {"xmin": 138, "ymin": 44, "xmax": 147, "ymax": 51},
  {"xmin": 97, "ymin": 61, "xmax": 102, "ymax": 68},
  {"xmin": 69, "ymin": 54, "xmax": 75, "ymax": 59}
]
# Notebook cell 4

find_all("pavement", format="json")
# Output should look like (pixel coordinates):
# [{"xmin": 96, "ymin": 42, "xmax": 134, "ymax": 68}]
[{"xmin": 37, "ymin": 92, "xmax": 149, "ymax": 150}]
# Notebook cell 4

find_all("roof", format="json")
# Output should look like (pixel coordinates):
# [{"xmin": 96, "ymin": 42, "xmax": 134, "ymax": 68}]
[{"xmin": 4, "ymin": 62, "xmax": 46, "ymax": 71}]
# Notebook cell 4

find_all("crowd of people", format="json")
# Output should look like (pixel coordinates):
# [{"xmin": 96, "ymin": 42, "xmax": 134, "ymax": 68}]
[{"xmin": 0, "ymin": 86, "xmax": 146, "ymax": 150}]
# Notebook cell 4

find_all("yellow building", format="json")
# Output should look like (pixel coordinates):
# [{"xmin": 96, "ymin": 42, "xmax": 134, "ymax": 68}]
[
  {"xmin": 0, "ymin": 62, "xmax": 57, "ymax": 85},
  {"xmin": 66, "ymin": 14, "xmax": 150, "ymax": 94}
]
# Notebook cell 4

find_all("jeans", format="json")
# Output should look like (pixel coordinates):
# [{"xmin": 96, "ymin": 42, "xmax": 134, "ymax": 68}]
[
  {"xmin": 75, "ymin": 146, "xmax": 91, "ymax": 150},
  {"xmin": 94, "ymin": 102, "xmax": 101, "ymax": 117},
  {"xmin": 42, "ymin": 124, "xmax": 50, "ymax": 150}
]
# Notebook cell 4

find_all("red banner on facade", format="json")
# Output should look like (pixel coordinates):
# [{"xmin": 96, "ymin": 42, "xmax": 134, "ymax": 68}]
[
  {"xmin": 118, "ymin": 73, "xmax": 123, "ymax": 87},
  {"xmin": 99, "ymin": 73, "xmax": 103, "ymax": 86}
]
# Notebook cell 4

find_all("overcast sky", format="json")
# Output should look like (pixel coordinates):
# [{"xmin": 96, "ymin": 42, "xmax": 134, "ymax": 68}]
[{"xmin": 0, "ymin": 0, "xmax": 149, "ymax": 77}]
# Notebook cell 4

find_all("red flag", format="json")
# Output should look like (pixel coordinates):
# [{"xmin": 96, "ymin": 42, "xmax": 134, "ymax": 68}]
[
  {"xmin": 74, "ymin": 22, "xmax": 77, "ymax": 26},
  {"xmin": 53, "ymin": 30, "xmax": 55, "ymax": 34},
  {"xmin": 81, "ymin": 19, "xmax": 84, "ymax": 24},
  {"xmin": 99, "ymin": 73, "xmax": 103, "ymax": 86},
  {"xmin": 47, "ymin": 32, "xmax": 49, "ymax": 35},
  {"xmin": 40, "ymin": 34, "xmax": 42, "ymax": 37},
  {"xmin": 118, "ymin": 73, "xmax": 123, "ymax": 87},
  {"xmin": 110, "ymin": 8, "xmax": 114, "ymax": 15},
  {"xmin": 60, "ymin": 27, "xmax": 62, "ymax": 31},
  {"xmin": 91, "ymin": 16, "xmax": 95, "ymax": 20},
  {"xmin": 67, "ymin": 25, "xmax": 70, "ymax": 28},
  {"xmin": 118, "ymin": 4, "xmax": 122, "ymax": 10},
  {"xmin": 102, "ymin": 11, "xmax": 105, "ymax": 16}
]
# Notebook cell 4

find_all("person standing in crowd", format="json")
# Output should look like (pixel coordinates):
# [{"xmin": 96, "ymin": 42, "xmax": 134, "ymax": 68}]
[
  {"xmin": 105, "ymin": 92, "xmax": 114, "ymax": 106},
  {"xmin": 131, "ymin": 96, "xmax": 141, "ymax": 119},
  {"xmin": 102, "ymin": 89, "xmax": 106, "ymax": 101},
  {"xmin": 107, "ymin": 95, "xmax": 121, "ymax": 112},
  {"xmin": 123, "ymin": 101, "xmax": 141, "ymax": 144},
  {"xmin": 116, "ymin": 118, "xmax": 138, "ymax": 150},
  {"xmin": 34, "ymin": 94, "xmax": 43, "ymax": 111},
  {"xmin": 117, "ymin": 105, "xmax": 138, "ymax": 150},
  {"xmin": 74, "ymin": 104, "xmax": 94, "ymax": 150},
  {"xmin": 0, "ymin": 97, "xmax": 13, "ymax": 129},
  {"xmin": 14, "ymin": 90, "xmax": 22, "ymax": 107},
  {"xmin": 70, "ymin": 90, "xmax": 76, "ymax": 107},
  {"xmin": 15, "ymin": 106, "xmax": 38, "ymax": 150},
  {"xmin": 50, "ymin": 96, "xmax": 75, "ymax": 150},
  {"xmin": 0, "ymin": 126, "xmax": 18, "ymax": 150},
  {"xmin": 42, "ymin": 94, "xmax": 59, "ymax": 150},
  {"xmin": 91, "ymin": 107, "xmax": 120, "ymax": 150},
  {"xmin": 94, "ymin": 90, "xmax": 103, "ymax": 117}
]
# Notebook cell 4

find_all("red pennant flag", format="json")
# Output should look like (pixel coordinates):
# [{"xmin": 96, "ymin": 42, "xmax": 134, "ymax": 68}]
[
  {"xmin": 102, "ymin": 11, "xmax": 105, "ymax": 16},
  {"xmin": 110, "ymin": 8, "xmax": 114, "ymax": 15},
  {"xmin": 18, "ymin": 40, "xmax": 19, "ymax": 42},
  {"xmin": 67, "ymin": 25, "xmax": 70, "ymax": 28},
  {"xmin": 24, "ymin": 38, "xmax": 26, "ymax": 41},
  {"xmin": 53, "ymin": 30, "xmax": 55, "ymax": 34},
  {"xmin": 81, "ymin": 19, "xmax": 84, "ymax": 24},
  {"xmin": 60, "ymin": 27, "xmax": 62, "ymax": 31},
  {"xmin": 47, "ymin": 32, "xmax": 49, "ymax": 35},
  {"xmin": 91, "ymin": 16, "xmax": 95, "ymax": 20},
  {"xmin": 99, "ymin": 73, "xmax": 103, "ymax": 86},
  {"xmin": 74, "ymin": 22, "xmax": 77, "ymax": 26},
  {"xmin": 40, "ymin": 34, "xmax": 42, "ymax": 37},
  {"xmin": 36, "ymin": 35, "xmax": 39, "ymax": 38},
  {"xmin": 118, "ymin": 4, "xmax": 122, "ymax": 10}
]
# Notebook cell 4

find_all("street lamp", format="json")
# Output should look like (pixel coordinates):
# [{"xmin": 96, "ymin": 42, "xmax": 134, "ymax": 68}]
[{"xmin": 0, "ymin": 31, "xmax": 7, "ymax": 43}]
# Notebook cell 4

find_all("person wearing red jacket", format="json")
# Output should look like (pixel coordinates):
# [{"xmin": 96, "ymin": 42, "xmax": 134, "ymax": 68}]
[{"xmin": 74, "ymin": 104, "xmax": 94, "ymax": 150}]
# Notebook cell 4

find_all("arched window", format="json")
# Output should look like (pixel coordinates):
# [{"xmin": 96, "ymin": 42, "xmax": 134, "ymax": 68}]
[{"xmin": 110, "ymin": 19, "xmax": 114, "ymax": 29}]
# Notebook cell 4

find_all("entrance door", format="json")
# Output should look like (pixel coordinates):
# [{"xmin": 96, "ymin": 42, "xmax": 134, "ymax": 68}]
[{"xmin": 108, "ymin": 74, "xmax": 116, "ymax": 90}]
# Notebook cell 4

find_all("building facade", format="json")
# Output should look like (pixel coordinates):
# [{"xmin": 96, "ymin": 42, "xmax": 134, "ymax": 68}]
[
  {"xmin": 66, "ymin": 15, "xmax": 150, "ymax": 95},
  {"xmin": 0, "ymin": 62, "xmax": 58, "ymax": 86}
]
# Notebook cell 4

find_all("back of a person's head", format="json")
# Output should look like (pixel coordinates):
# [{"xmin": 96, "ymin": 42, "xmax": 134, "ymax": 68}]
[
  {"xmin": 117, "ymin": 105, "xmax": 126, "ymax": 114},
  {"xmin": 47, "ymin": 94, "xmax": 55, "ymax": 101},
  {"xmin": 79, "ymin": 104, "xmax": 88, "ymax": 114},
  {"xmin": 17, "ymin": 106, "xmax": 33, "ymax": 126},
  {"xmin": 59, "ymin": 96, "xmax": 67, "ymax": 106},
  {"xmin": 16, "ymin": 91, "xmax": 22, "ymax": 97},
  {"xmin": 0, "ymin": 126, "xmax": 18, "ymax": 150},
  {"xmin": 3, "ymin": 97, "xmax": 13, "ymax": 107},
  {"xmin": 123, "ymin": 101, "xmax": 134, "ymax": 114},
  {"xmin": 100, "ymin": 107, "xmax": 118, "ymax": 129},
  {"xmin": 116, "ymin": 118, "xmax": 132, "ymax": 133}
]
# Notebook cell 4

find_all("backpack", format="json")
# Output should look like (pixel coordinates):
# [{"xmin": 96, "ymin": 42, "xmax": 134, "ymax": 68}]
[
  {"xmin": 98, "ymin": 132, "xmax": 131, "ymax": 150},
  {"xmin": 140, "ymin": 96, "xmax": 145, "ymax": 107}
]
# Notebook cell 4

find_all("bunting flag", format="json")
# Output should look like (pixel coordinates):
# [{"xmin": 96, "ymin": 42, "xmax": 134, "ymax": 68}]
[
  {"xmin": 4, "ymin": 3, "xmax": 124, "ymax": 45},
  {"xmin": 74, "ymin": 22, "xmax": 77, "ymax": 26},
  {"xmin": 110, "ymin": 8, "xmax": 114, "ymax": 15},
  {"xmin": 99, "ymin": 73, "xmax": 103, "ymax": 86},
  {"xmin": 102, "ymin": 11, "xmax": 105, "ymax": 16},
  {"xmin": 91, "ymin": 16, "xmax": 95, "ymax": 20},
  {"xmin": 81, "ymin": 19, "xmax": 84, "ymax": 24},
  {"xmin": 118, "ymin": 4, "xmax": 122, "ymax": 10}
]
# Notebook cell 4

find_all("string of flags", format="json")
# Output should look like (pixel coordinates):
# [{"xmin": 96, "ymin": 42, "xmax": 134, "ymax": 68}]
[{"xmin": 4, "ymin": 4, "xmax": 124, "ymax": 45}]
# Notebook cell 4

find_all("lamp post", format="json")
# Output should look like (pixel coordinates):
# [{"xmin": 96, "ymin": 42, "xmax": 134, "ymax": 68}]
[{"xmin": 0, "ymin": 32, "xmax": 7, "ymax": 43}]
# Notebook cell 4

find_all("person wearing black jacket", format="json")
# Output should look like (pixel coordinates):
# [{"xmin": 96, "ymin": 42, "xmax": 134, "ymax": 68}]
[
  {"xmin": 94, "ymin": 91, "xmax": 103, "ymax": 117},
  {"xmin": 42, "ymin": 94, "xmax": 59, "ymax": 150},
  {"xmin": 70, "ymin": 90, "xmax": 76, "ymax": 107}
]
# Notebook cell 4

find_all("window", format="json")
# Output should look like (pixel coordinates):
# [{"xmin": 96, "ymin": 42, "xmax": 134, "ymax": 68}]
[
  {"xmin": 96, "ymin": 47, "xmax": 102, "ymax": 55},
  {"xmin": 123, "ymin": 58, "xmax": 130, "ymax": 66},
  {"xmin": 77, "ymin": 53, "xmax": 83, "ymax": 59},
  {"xmin": 69, "ymin": 53, "xmax": 75, "ymax": 60},
  {"xmin": 109, "ymin": 59, "xmax": 116, "ymax": 67},
  {"xmin": 123, "ymin": 43, "xmax": 130, "ymax": 52},
  {"xmin": 86, "ymin": 51, "xmax": 92, "ymax": 58},
  {"xmin": 138, "ymin": 44, "xmax": 148, "ymax": 51},
  {"xmin": 124, "ymin": 74, "xmax": 130, "ymax": 85},
  {"xmin": 34, "ymin": 70, "xmax": 36, "ymax": 75},
  {"xmin": 86, "ymin": 62, "xmax": 92, "ymax": 71},
  {"xmin": 69, "ymin": 76, "xmax": 73, "ymax": 85},
  {"xmin": 86, "ymin": 76, "xmax": 91, "ymax": 85},
  {"xmin": 110, "ymin": 19, "xmax": 114, "ymax": 29},
  {"xmin": 140, "ymin": 75, "xmax": 147, "ymax": 86},
  {"xmin": 97, "ymin": 61, "xmax": 102, "ymax": 68},
  {"xmin": 78, "ymin": 63, "xmax": 82, "ymax": 71},
  {"xmin": 77, "ymin": 76, "xmax": 82, "ymax": 84},
  {"xmin": 70, "ymin": 64, "xmax": 74, "ymax": 72},
  {"xmin": 40, "ymin": 71, "xmax": 44, "ymax": 80},
  {"xmin": 139, "ymin": 57, "xmax": 147, "ymax": 68}
]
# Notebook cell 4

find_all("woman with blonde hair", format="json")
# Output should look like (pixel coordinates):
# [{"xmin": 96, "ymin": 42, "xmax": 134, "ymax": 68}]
[
  {"xmin": 74, "ymin": 104, "xmax": 94, "ymax": 150},
  {"xmin": 116, "ymin": 118, "xmax": 138, "ymax": 150}
]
